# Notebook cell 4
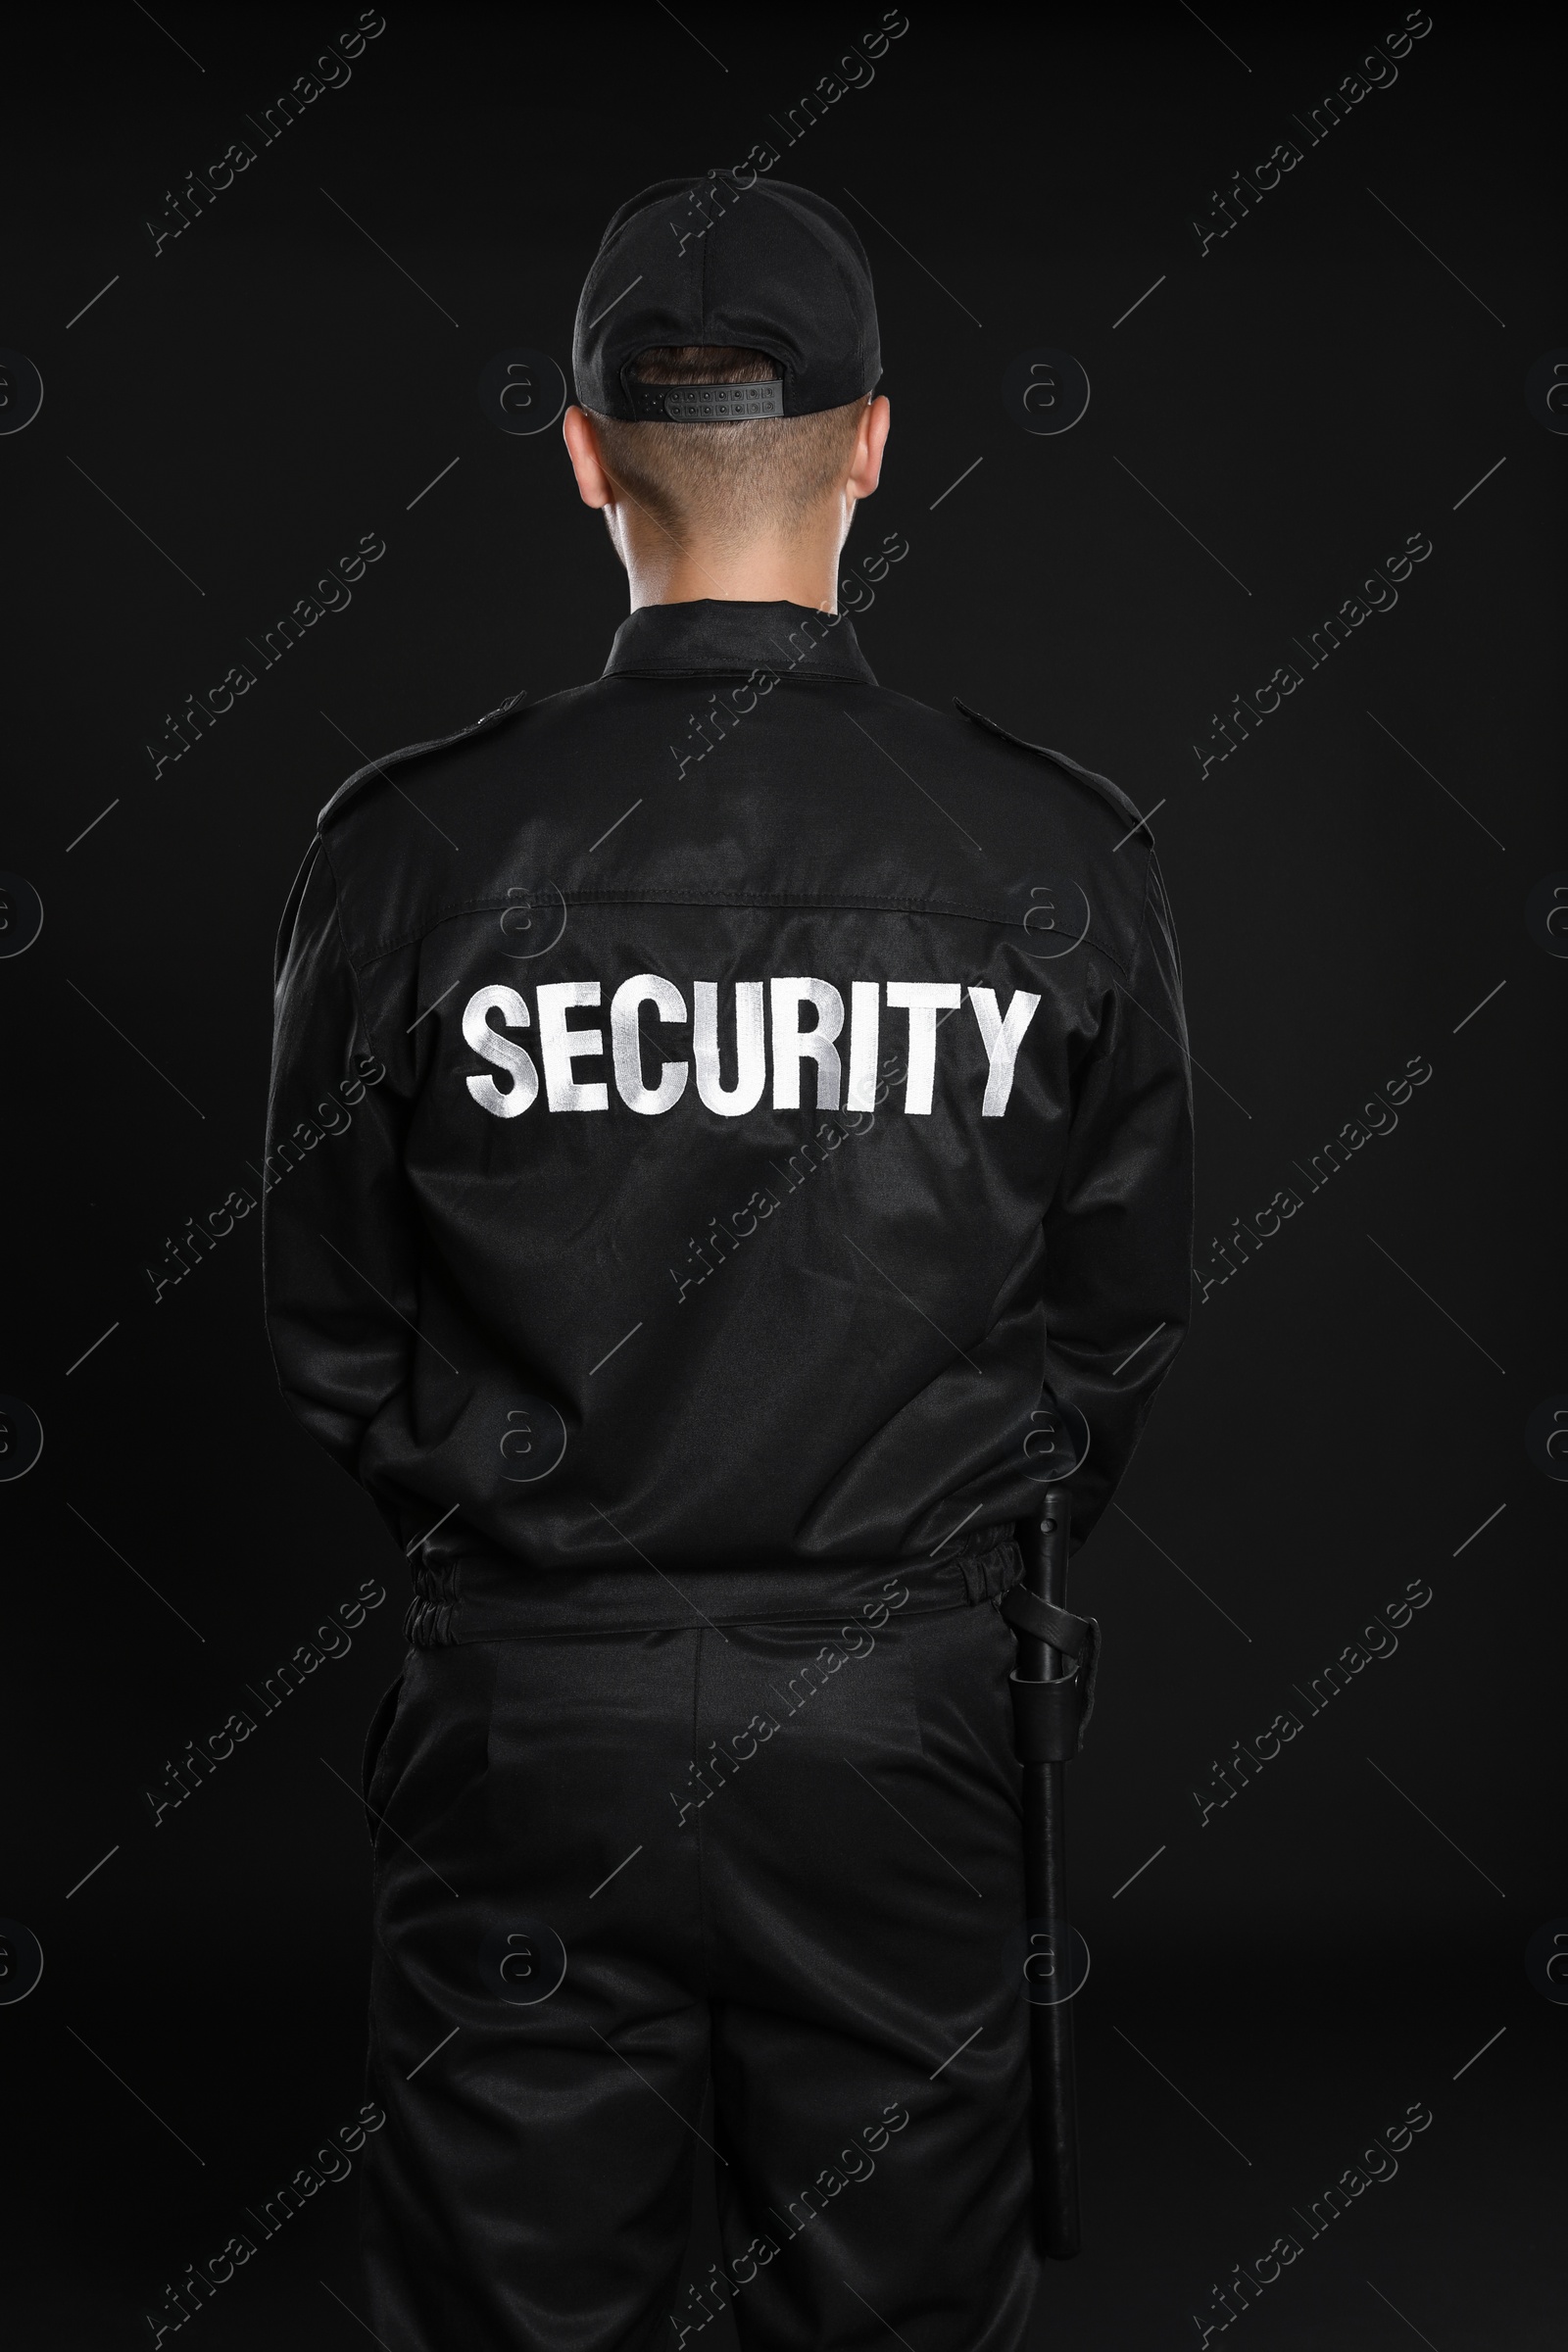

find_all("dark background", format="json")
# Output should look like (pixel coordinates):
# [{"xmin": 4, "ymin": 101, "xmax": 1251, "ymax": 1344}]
[{"xmin": 2, "ymin": 3, "xmax": 1562, "ymax": 2344}]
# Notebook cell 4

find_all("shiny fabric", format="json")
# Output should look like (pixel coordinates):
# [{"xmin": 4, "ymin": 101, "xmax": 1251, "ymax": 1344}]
[
  {"xmin": 262, "ymin": 600, "xmax": 1194, "ymax": 1617},
  {"xmin": 361, "ymin": 1568, "xmax": 1037, "ymax": 2350}
]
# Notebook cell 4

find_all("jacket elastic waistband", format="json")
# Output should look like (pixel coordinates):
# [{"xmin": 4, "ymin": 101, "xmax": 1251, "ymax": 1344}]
[{"xmin": 404, "ymin": 1533, "xmax": 1022, "ymax": 1646}]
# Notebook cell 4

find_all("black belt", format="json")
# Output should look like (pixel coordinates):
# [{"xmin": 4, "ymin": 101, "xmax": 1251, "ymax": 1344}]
[{"xmin": 403, "ymin": 1530, "xmax": 1020, "ymax": 1645}]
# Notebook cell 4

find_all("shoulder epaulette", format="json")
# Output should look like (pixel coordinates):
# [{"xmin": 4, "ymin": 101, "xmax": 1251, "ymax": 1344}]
[
  {"xmin": 953, "ymin": 697, "xmax": 1154, "ymax": 848},
  {"xmin": 318, "ymin": 689, "xmax": 530, "ymax": 830}
]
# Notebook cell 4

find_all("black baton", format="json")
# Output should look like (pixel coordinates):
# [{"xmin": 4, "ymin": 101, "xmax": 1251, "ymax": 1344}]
[{"xmin": 1006, "ymin": 1483, "xmax": 1100, "ymax": 2259}]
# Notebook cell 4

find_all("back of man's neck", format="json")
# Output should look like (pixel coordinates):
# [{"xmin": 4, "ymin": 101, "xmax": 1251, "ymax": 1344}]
[{"xmin": 625, "ymin": 534, "xmax": 840, "ymax": 614}]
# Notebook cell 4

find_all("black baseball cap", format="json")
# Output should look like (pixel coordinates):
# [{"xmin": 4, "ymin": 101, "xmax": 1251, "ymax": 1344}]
[{"xmin": 572, "ymin": 173, "xmax": 881, "ymax": 424}]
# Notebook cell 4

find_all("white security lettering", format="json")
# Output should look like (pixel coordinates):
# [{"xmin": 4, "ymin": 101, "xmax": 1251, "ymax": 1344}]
[
  {"xmin": 770, "ymin": 977, "xmax": 844, "ymax": 1110},
  {"xmin": 885, "ymin": 981, "xmax": 962, "ymax": 1113},
  {"xmin": 845, "ymin": 980, "xmax": 880, "ymax": 1111},
  {"xmin": 611, "ymin": 974, "xmax": 689, "ymax": 1114},
  {"xmin": 967, "ymin": 986, "xmax": 1041, "ymax": 1115},
  {"xmin": 536, "ymin": 981, "xmax": 608, "ymax": 1111},
  {"xmin": 461, "ymin": 974, "xmax": 1041, "ymax": 1119},
  {"xmin": 694, "ymin": 980, "xmax": 766, "ymax": 1114},
  {"xmin": 462, "ymin": 985, "xmax": 539, "ymax": 1118}
]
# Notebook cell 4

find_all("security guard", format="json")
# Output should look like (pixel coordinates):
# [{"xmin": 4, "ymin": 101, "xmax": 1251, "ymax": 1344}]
[{"xmin": 265, "ymin": 172, "xmax": 1193, "ymax": 2352}]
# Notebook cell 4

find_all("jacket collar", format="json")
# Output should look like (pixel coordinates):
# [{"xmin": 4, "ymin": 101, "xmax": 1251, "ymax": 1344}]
[{"xmin": 602, "ymin": 599, "xmax": 877, "ymax": 686}]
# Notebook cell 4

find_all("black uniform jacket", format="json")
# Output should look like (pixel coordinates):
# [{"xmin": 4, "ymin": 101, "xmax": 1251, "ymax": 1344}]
[{"xmin": 263, "ymin": 599, "xmax": 1194, "ymax": 1604}]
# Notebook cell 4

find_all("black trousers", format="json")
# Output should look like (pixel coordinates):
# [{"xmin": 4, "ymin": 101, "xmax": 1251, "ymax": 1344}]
[{"xmin": 360, "ymin": 1557, "xmax": 1039, "ymax": 2350}]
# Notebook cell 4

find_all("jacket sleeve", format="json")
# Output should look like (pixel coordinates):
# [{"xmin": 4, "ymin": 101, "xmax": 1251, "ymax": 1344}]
[
  {"xmin": 1039, "ymin": 848, "xmax": 1195, "ymax": 1548},
  {"xmin": 262, "ymin": 836, "xmax": 416, "ymax": 1482}
]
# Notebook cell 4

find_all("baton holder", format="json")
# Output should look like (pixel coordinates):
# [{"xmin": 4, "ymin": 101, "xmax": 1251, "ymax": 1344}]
[{"xmin": 1006, "ymin": 1484, "xmax": 1099, "ymax": 2260}]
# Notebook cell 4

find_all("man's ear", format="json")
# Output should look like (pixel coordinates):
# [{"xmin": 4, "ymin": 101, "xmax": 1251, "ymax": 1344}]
[
  {"xmin": 563, "ymin": 406, "xmax": 613, "ymax": 510},
  {"xmin": 848, "ymin": 395, "xmax": 891, "ymax": 506}
]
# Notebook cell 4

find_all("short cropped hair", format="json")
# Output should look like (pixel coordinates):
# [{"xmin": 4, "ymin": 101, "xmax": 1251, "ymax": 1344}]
[{"xmin": 588, "ymin": 346, "xmax": 867, "ymax": 544}]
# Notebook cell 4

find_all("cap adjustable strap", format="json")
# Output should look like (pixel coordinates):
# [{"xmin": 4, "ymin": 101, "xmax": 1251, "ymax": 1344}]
[
  {"xmin": 629, "ymin": 380, "xmax": 785, "ymax": 422},
  {"xmin": 1001, "ymin": 1582, "xmax": 1101, "ymax": 1762}
]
